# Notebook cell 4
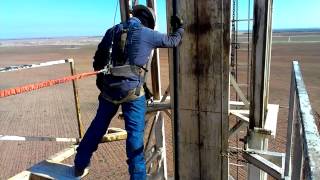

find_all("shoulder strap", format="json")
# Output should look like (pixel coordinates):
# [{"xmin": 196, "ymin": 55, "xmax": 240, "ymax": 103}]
[
  {"xmin": 134, "ymin": 50, "xmax": 153, "ymax": 97},
  {"xmin": 119, "ymin": 28, "xmax": 128, "ymax": 54}
]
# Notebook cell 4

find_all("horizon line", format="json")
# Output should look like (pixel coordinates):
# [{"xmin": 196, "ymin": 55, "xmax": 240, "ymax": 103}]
[{"xmin": 1, "ymin": 27, "xmax": 320, "ymax": 41}]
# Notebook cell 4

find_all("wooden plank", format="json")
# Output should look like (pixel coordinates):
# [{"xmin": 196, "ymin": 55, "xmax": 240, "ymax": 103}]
[
  {"xmin": 101, "ymin": 128, "xmax": 127, "ymax": 142},
  {"xmin": 9, "ymin": 127, "xmax": 127, "ymax": 179},
  {"xmin": 46, "ymin": 145, "xmax": 77, "ymax": 163},
  {"xmin": 8, "ymin": 171, "xmax": 32, "ymax": 180},
  {"xmin": 199, "ymin": 112, "xmax": 229, "ymax": 179},
  {"xmin": 178, "ymin": 110, "xmax": 200, "ymax": 179},
  {"xmin": 166, "ymin": 0, "xmax": 230, "ymax": 179}
]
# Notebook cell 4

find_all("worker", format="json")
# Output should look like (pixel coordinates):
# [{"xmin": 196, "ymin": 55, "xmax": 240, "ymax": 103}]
[{"xmin": 74, "ymin": 4, "xmax": 184, "ymax": 179}]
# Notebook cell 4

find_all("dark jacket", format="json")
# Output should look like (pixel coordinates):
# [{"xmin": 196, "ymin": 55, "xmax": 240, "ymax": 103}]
[{"xmin": 93, "ymin": 17, "xmax": 184, "ymax": 101}]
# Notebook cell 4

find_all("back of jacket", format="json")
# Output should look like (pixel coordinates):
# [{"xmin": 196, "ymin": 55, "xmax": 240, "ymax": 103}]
[{"xmin": 93, "ymin": 17, "xmax": 184, "ymax": 101}]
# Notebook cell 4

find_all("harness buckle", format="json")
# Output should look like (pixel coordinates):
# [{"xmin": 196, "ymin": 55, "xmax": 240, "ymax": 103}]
[{"xmin": 101, "ymin": 64, "xmax": 112, "ymax": 75}]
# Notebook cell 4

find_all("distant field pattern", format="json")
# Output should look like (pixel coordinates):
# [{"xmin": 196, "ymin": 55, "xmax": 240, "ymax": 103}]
[{"xmin": 238, "ymin": 34, "xmax": 320, "ymax": 43}]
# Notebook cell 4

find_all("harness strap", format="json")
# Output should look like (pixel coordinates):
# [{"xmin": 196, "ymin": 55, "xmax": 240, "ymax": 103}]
[
  {"xmin": 108, "ymin": 64, "xmax": 142, "ymax": 77},
  {"xmin": 135, "ymin": 50, "xmax": 153, "ymax": 97},
  {"xmin": 120, "ymin": 29, "xmax": 128, "ymax": 53},
  {"xmin": 101, "ymin": 22, "xmax": 152, "ymax": 103},
  {"xmin": 101, "ymin": 87, "xmax": 144, "ymax": 104}
]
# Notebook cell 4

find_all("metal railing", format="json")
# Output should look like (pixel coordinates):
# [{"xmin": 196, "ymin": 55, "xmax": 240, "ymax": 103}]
[
  {"xmin": 284, "ymin": 61, "xmax": 320, "ymax": 179},
  {"xmin": 0, "ymin": 59, "xmax": 84, "ymax": 139}
]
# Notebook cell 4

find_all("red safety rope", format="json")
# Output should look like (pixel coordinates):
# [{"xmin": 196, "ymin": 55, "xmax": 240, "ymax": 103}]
[{"xmin": 0, "ymin": 71, "xmax": 99, "ymax": 98}]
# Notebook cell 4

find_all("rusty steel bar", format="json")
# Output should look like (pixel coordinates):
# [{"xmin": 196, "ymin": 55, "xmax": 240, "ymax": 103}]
[{"xmin": 69, "ymin": 59, "xmax": 85, "ymax": 138}]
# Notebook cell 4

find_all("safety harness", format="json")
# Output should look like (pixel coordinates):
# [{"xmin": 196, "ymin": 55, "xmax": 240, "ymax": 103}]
[{"xmin": 101, "ymin": 23, "xmax": 152, "ymax": 104}]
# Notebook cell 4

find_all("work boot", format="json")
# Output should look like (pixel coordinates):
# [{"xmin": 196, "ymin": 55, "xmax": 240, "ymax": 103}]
[{"xmin": 74, "ymin": 166, "xmax": 85, "ymax": 177}]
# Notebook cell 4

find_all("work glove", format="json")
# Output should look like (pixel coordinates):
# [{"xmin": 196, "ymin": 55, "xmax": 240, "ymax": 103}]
[{"xmin": 170, "ymin": 15, "xmax": 183, "ymax": 30}]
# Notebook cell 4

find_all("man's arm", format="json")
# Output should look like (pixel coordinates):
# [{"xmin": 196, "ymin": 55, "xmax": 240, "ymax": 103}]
[
  {"xmin": 148, "ymin": 28, "xmax": 184, "ymax": 48},
  {"xmin": 93, "ymin": 28, "xmax": 113, "ymax": 71},
  {"xmin": 93, "ymin": 28, "xmax": 113, "ymax": 91},
  {"xmin": 147, "ymin": 16, "xmax": 184, "ymax": 48}
]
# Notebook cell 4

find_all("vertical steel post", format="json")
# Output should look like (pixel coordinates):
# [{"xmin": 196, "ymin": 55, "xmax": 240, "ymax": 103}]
[
  {"xmin": 248, "ymin": 0, "xmax": 273, "ymax": 179},
  {"xmin": 249, "ymin": 0, "xmax": 273, "ymax": 129},
  {"xmin": 119, "ymin": 0, "xmax": 130, "ymax": 22},
  {"xmin": 171, "ymin": 0, "xmax": 180, "ymax": 179},
  {"xmin": 146, "ymin": 1, "xmax": 167, "ymax": 179}
]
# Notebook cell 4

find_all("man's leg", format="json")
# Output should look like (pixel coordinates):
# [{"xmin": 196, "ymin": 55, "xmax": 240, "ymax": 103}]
[
  {"xmin": 74, "ymin": 95, "xmax": 119, "ymax": 170},
  {"xmin": 122, "ymin": 95, "xmax": 147, "ymax": 180}
]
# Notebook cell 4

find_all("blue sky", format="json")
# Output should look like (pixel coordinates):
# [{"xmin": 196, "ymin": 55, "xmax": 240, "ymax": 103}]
[{"xmin": 0, "ymin": 0, "xmax": 319, "ymax": 39}]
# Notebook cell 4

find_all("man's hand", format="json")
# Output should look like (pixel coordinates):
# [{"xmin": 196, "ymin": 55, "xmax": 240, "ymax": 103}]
[{"xmin": 170, "ymin": 15, "xmax": 183, "ymax": 30}]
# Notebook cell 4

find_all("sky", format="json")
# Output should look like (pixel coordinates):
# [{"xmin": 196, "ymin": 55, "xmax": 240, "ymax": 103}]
[{"xmin": 0, "ymin": 0, "xmax": 319, "ymax": 39}]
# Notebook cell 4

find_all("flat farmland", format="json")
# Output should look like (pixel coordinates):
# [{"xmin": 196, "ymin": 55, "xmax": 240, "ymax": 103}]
[{"xmin": 0, "ymin": 36, "xmax": 319, "ymax": 179}]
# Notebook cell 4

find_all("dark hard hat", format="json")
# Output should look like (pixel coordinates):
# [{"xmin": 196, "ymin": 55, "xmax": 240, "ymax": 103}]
[{"xmin": 132, "ymin": 5, "xmax": 156, "ymax": 29}]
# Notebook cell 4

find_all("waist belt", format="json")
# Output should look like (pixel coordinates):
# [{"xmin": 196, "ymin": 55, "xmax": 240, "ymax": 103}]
[
  {"xmin": 101, "ymin": 87, "xmax": 145, "ymax": 104},
  {"xmin": 102, "ymin": 64, "xmax": 145, "ymax": 100},
  {"xmin": 103, "ymin": 64, "xmax": 142, "ymax": 78}
]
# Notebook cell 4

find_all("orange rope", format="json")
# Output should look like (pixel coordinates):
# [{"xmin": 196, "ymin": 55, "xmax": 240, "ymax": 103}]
[{"xmin": 0, "ymin": 71, "xmax": 99, "ymax": 98}]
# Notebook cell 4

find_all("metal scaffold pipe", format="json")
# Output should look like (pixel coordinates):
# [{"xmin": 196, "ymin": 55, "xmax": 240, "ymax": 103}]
[{"xmin": 172, "ymin": 0, "xmax": 180, "ymax": 179}]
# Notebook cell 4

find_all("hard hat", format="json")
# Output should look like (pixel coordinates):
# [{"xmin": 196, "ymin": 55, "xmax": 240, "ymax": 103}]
[{"xmin": 132, "ymin": 5, "xmax": 156, "ymax": 29}]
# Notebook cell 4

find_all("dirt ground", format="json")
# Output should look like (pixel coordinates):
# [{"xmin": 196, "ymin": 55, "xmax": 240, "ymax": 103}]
[{"xmin": 0, "ymin": 41, "xmax": 319, "ymax": 179}]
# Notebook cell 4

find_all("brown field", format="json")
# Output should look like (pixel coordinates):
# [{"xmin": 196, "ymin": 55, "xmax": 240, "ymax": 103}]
[{"xmin": 0, "ymin": 40, "xmax": 319, "ymax": 179}]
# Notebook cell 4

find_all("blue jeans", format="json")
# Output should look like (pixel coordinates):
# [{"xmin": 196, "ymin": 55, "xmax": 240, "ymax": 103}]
[{"xmin": 74, "ymin": 95, "xmax": 147, "ymax": 180}]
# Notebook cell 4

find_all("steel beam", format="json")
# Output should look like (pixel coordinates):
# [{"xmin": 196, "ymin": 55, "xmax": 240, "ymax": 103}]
[
  {"xmin": 248, "ymin": 0, "xmax": 274, "ymax": 179},
  {"xmin": 243, "ymin": 151, "xmax": 284, "ymax": 179},
  {"xmin": 249, "ymin": 0, "xmax": 273, "ymax": 129}
]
